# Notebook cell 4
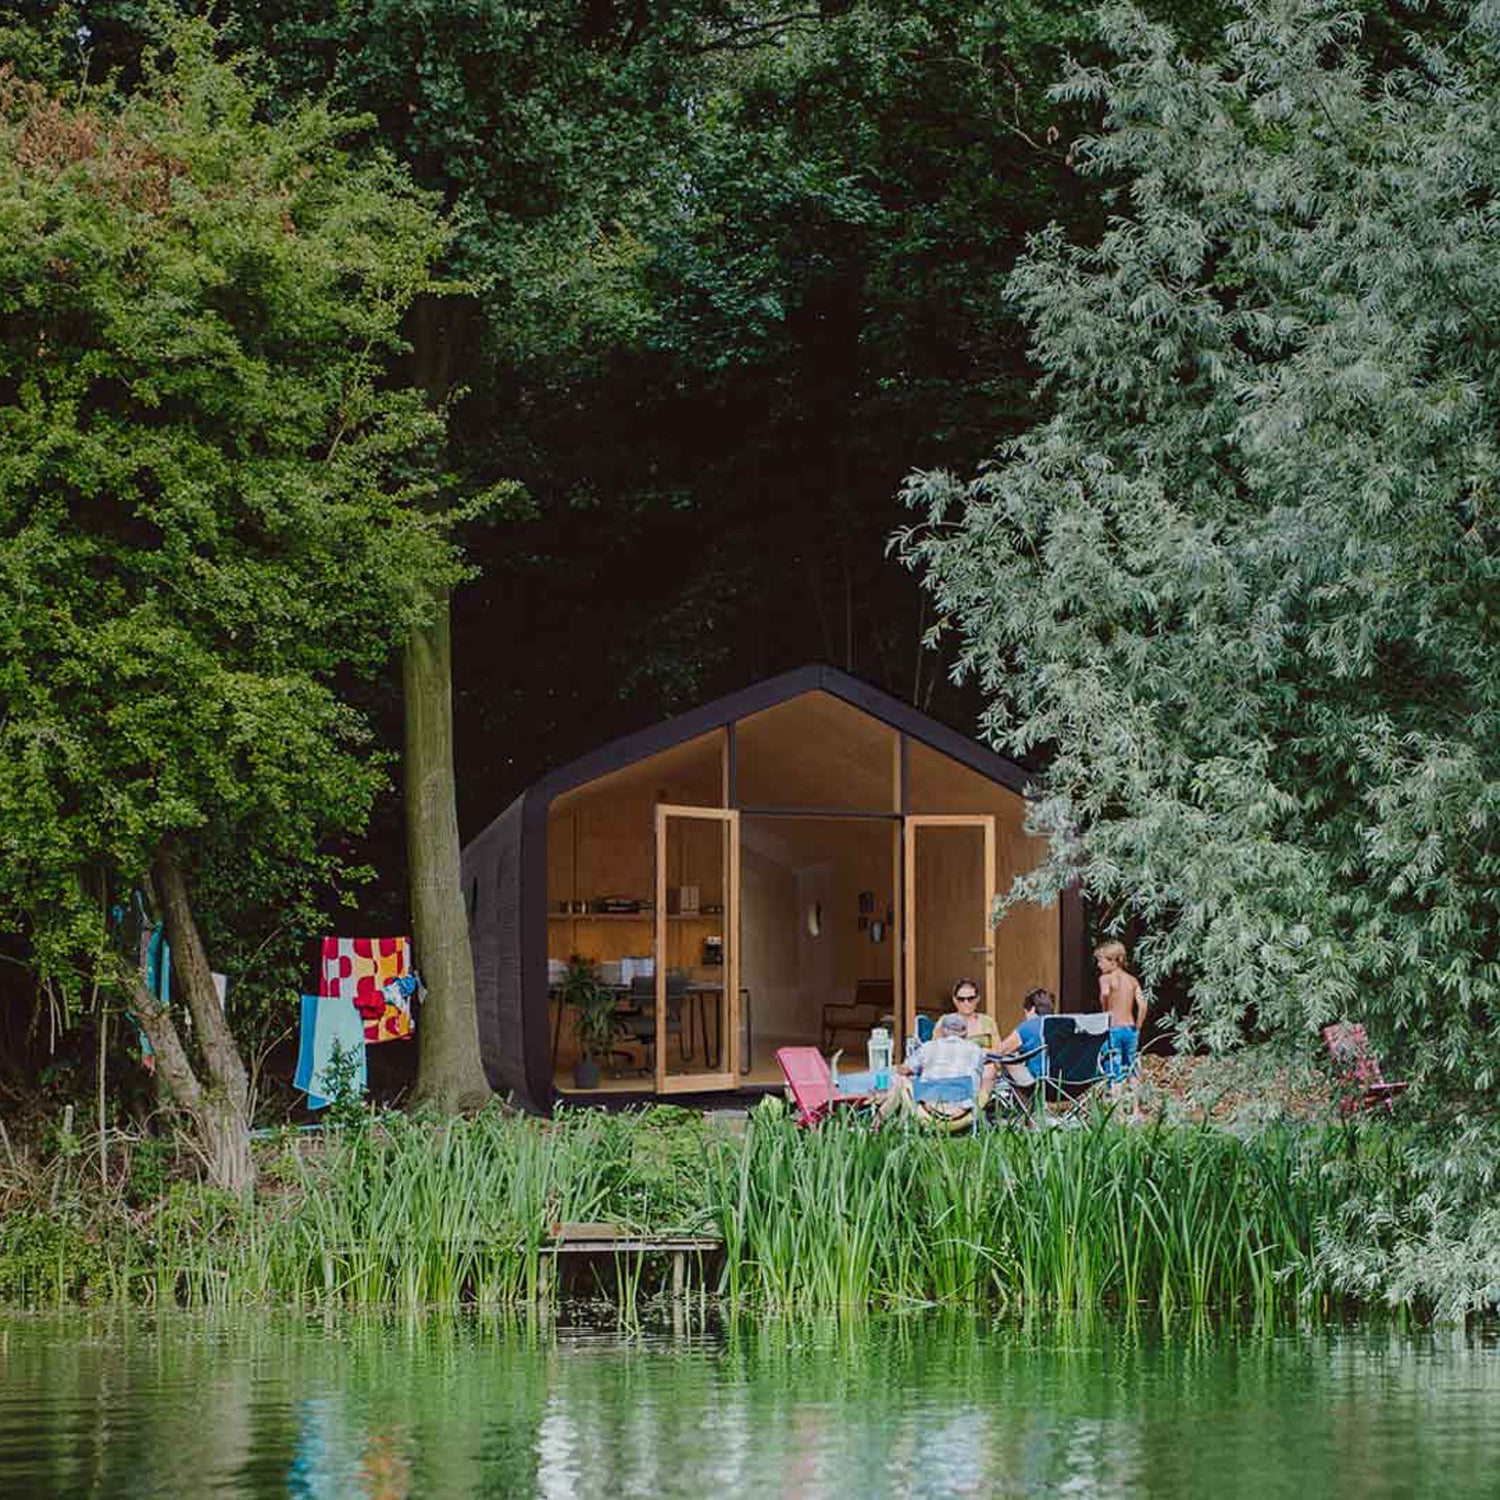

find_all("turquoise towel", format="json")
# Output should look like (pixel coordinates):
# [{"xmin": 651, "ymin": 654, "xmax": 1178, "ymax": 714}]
[{"xmin": 294, "ymin": 994, "xmax": 367, "ymax": 1109}]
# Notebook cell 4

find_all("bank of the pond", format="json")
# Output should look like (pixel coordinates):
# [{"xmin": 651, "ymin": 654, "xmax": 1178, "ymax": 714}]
[{"xmin": 0, "ymin": 1105, "xmax": 1413, "ymax": 1314}]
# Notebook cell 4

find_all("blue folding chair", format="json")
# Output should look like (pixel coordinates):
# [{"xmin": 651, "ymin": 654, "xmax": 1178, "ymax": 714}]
[{"xmin": 912, "ymin": 1073, "xmax": 983, "ymax": 1133}]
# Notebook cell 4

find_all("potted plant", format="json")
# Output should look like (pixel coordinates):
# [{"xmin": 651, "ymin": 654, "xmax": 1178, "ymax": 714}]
[{"xmin": 563, "ymin": 955, "xmax": 617, "ymax": 1089}]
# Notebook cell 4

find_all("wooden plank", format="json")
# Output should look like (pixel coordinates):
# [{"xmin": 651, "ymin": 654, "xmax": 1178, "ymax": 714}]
[
  {"xmin": 544, "ymin": 1241, "xmax": 721, "ymax": 1256},
  {"xmin": 552, "ymin": 1221, "xmax": 630, "ymax": 1243}
]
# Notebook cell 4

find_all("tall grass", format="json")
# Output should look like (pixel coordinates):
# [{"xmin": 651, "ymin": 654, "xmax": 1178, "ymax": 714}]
[
  {"xmin": 1, "ymin": 1105, "xmax": 1395, "ymax": 1313},
  {"xmin": 712, "ymin": 1112, "xmax": 1365, "ymax": 1313}
]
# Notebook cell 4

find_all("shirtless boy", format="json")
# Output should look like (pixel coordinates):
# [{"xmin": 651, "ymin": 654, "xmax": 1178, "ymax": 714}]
[{"xmin": 1095, "ymin": 941, "xmax": 1145, "ymax": 1093}]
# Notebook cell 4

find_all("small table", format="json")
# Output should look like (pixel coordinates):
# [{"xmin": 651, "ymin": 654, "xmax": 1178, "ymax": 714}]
[{"xmin": 549, "ymin": 982, "xmax": 732, "ymax": 1073}]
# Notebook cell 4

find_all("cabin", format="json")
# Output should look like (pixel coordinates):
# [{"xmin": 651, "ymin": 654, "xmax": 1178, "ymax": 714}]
[{"xmin": 461, "ymin": 665, "xmax": 1087, "ymax": 1110}]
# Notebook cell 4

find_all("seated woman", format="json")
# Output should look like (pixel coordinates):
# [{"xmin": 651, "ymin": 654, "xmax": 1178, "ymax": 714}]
[
  {"xmin": 948, "ymin": 978, "xmax": 1001, "ymax": 1104},
  {"xmin": 876, "ymin": 1013, "xmax": 986, "ymax": 1125}
]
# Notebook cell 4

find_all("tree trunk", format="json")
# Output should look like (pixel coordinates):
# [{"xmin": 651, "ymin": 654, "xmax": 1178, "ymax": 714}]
[
  {"xmin": 152, "ymin": 847, "xmax": 256, "ymax": 1193},
  {"xmin": 406, "ymin": 588, "xmax": 493, "ymax": 1112}
]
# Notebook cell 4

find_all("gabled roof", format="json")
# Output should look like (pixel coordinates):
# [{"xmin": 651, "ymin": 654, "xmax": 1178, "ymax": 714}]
[{"xmin": 533, "ymin": 663, "xmax": 1029, "ymax": 802}]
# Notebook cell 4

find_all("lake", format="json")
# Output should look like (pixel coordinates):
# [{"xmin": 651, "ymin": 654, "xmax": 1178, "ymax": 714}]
[{"xmin": 2, "ymin": 1312, "xmax": 1498, "ymax": 1497}]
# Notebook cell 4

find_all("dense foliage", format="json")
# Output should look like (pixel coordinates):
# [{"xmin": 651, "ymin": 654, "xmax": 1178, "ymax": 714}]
[
  {"xmin": 900, "ymin": 0, "xmax": 1500, "ymax": 1091},
  {"xmin": 0, "ymin": 1105, "xmax": 1403, "ymax": 1315},
  {"xmin": 0, "ymin": 22, "xmax": 462, "ymax": 1168}
]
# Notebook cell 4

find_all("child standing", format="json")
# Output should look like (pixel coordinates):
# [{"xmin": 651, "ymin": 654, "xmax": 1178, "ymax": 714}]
[{"xmin": 1095, "ymin": 940, "xmax": 1145, "ymax": 1094}]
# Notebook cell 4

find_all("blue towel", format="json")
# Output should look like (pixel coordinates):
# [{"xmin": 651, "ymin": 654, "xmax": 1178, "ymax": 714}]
[
  {"xmin": 294, "ymin": 994, "xmax": 367, "ymax": 1109},
  {"xmin": 132, "ymin": 923, "xmax": 172, "ymax": 1070}
]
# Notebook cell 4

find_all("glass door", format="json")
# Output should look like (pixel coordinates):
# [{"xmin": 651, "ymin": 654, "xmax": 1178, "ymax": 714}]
[
  {"xmin": 654, "ymin": 805, "xmax": 740, "ymax": 1094},
  {"xmin": 901, "ymin": 816, "xmax": 996, "ymax": 1046}
]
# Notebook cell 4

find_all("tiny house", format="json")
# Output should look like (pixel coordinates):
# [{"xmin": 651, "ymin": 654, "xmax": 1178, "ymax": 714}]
[{"xmin": 462, "ymin": 665, "xmax": 1086, "ymax": 1110}]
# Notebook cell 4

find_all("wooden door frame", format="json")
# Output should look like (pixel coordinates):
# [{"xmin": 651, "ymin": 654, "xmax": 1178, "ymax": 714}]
[
  {"xmin": 654, "ymin": 804, "xmax": 740, "ymax": 1094},
  {"xmin": 901, "ymin": 814, "xmax": 997, "ymax": 1045}
]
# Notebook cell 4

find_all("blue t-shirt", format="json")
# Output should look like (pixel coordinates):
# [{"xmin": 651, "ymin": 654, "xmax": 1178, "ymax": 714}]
[{"xmin": 1017, "ymin": 1015, "xmax": 1044, "ymax": 1054}]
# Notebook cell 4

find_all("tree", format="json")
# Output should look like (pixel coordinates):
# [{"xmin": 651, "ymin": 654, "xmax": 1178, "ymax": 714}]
[
  {"xmin": 213, "ymin": 0, "xmax": 797, "ymax": 1110},
  {"xmin": 0, "ymin": 22, "xmax": 462, "ymax": 1187},
  {"xmin": 898, "ymin": 0, "xmax": 1500, "ymax": 1099}
]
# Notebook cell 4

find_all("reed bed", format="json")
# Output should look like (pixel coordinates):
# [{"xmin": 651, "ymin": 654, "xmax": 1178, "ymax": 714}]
[
  {"xmin": 713, "ymin": 1113, "xmax": 1356, "ymax": 1313},
  {"xmin": 2, "ymin": 1105, "xmax": 1393, "ymax": 1313}
]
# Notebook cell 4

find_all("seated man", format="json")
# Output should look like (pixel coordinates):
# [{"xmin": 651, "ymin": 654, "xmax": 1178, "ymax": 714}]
[
  {"xmin": 990, "ymin": 987, "xmax": 1053, "ymax": 1092},
  {"xmin": 877, "ymin": 1012, "xmax": 985, "ymax": 1124}
]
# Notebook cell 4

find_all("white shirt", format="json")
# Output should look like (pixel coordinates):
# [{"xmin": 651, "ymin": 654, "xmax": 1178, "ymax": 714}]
[{"xmin": 914, "ymin": 1035, "xmax": 984, "ymax": 1083}]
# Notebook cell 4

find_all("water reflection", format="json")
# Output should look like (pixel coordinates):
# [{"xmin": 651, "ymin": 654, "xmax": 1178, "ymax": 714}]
[{"xmin": 0, "ymin": 1312, "xmax": 1497, "ymax": 1498}]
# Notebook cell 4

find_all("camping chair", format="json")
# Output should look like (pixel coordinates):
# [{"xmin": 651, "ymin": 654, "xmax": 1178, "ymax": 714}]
[
  {"xmin": 986, "ymin": 1039, "xmax": 1048, "ymax": 1123},
  {"xmin": 910, "ymin": 1073, "xmax": 985, "ymax": 1134},
  {"xmin": 775, "ymin": 1046, "xmax": 873, "ymax": 1128},
  {"xmin": 1322, "ymin": 1022, "xmax": 1408, "ymax": 1117},
  {"xmin": 1034, "ymin": 1013, "xmax": 1113, "ymax": 1123},
  {"xmin": 820, "ymin": 978, "xmax": 892, "ymax": 1052}
]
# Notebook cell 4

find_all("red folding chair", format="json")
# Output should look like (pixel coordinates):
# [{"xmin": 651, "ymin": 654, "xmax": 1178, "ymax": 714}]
[
  {"xmin": 1322, "ymin": 1022, "xmax": 1409, "ymax": 1116},
  {"xmin": 775, "ymin": 1046, "xmax": 871, "ymax": 1127}
]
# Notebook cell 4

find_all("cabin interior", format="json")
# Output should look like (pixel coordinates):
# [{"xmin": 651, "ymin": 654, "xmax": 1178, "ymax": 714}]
[{"xmin": 543, "ymin": 690, "xmax": 1058, "ymax": 1097}]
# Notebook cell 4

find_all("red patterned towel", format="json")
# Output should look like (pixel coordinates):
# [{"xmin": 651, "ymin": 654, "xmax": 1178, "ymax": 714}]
[{"xmin": 320, "ymin": 936, "xmax": 414, "ymax": 1044}]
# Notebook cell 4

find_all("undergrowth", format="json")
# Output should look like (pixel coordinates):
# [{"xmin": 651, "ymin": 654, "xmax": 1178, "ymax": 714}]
[{"xmin": 0, "ymin": 1101, "xmax": 1444, "ymax": 1315}]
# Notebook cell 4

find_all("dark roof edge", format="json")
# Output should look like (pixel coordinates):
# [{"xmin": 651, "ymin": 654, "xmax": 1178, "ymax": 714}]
[{"xmin": 523, "ymin": 662, "xmax": 1029, "ymax": 809}]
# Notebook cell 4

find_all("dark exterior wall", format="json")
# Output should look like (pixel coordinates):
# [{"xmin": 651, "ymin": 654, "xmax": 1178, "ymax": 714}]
[{"xmin": 462, "ymin": 792, "xmax": 541, "ymax": 1106}]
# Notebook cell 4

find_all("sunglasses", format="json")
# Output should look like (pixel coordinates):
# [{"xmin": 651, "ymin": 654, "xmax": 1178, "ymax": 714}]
[{"xmin": 955, "ymin": 991, "xmax": 978, "ymax": 1003}]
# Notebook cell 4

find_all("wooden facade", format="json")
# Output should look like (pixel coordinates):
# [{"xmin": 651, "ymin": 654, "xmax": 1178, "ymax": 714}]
[{"xmin": 461, "ymin": 665, "xmax": 1087, "ymax": 1111}]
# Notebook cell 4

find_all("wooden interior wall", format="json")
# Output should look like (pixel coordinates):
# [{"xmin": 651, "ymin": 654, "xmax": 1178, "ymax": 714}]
[
  {"xmin": 908, "ymin": 740, "xmax": 1059, "ymax": 1027},
  {"xmin": 740, "ymin": 844, "xmax": 800, "ymax": 1040},
  {"xmin": 735, "ymin": 691, "xmax": 898, "ymax": 810},
  {"xmin": 546, "ymin": 731, "xmax": 723, "ymax": 973},
  {"xmin": 740, "ymin": 816, "xmax": 896, "ymax": 1043}
]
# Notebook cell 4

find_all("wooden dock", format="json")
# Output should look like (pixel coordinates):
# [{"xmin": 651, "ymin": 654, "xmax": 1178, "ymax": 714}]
[{"xmin": 544, "ymin": 1221, "xmax": 722, "ymax": 1298}]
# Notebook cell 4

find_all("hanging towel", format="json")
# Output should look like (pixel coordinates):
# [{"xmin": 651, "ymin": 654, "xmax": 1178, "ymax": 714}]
[
  {"xmin": 374, "ymin": 972, "xmax": 419, "ymax": 1044},
  {"xmin": 319, "ymin": 936, "xmax": 414, "ymax": 1044},
  {"xmin": 131, "ymin": 922, "xmax": 173, "ymax": 1073},
  {"xmin": 293, "ymin": 995, "xmax": 367, "ymax": 1110}
]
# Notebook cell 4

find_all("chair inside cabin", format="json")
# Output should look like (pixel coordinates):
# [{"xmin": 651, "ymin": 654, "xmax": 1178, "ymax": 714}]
[
  {"xmin": 619, "ymin": 974, "xmax": 688, "ymax": 1073},
  {"xmin": 820, "ymin": 978, "xmax": 893, "ymax": 1053}
]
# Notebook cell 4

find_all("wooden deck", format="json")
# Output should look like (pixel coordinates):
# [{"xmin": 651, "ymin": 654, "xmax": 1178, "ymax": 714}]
[{"xmin": 544, "ymin": 1222, "xmax": 723, "ymax": 1299}]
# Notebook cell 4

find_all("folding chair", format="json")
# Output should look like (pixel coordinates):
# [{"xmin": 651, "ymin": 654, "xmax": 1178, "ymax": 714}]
[
  {"xmin": 1322, "ymin": 1022, "xmax": 1408, "ymax": 1116},
  {"xmin": 1035, "ymin": 1014, "xmax": 1112, "ymax": 1123},
  {"xmin": 911, "ymin": 1073, "xmax": 984, "ymax": 1134},
  {"xmin": 775, "ymin": 1046, "xmax": 872, "ymax": 1128},
  {"xmin": 987, "ymin": 1040, "xmax": 1048, "ymax": 1123}
]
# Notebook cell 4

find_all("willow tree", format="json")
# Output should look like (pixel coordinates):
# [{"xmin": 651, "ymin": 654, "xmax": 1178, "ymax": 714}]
[
  {"xmin": 899, "ymin": 0, "xmax": 1500, "ymax": 1095},
  {"xmin": 0, "ymin": 26, "xmax": 461, "ymax": 1189}
]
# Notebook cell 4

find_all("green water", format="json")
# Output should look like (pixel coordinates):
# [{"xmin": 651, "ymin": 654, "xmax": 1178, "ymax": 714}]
[{"xmin": 2, "ymin": 1314, "xmax": 1498, "ymax": 1498}]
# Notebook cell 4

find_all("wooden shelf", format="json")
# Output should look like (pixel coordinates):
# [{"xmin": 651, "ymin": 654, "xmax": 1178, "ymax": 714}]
[{"xmin": 548, "ymin": 912, "xmax": 721, "ymax": 922}]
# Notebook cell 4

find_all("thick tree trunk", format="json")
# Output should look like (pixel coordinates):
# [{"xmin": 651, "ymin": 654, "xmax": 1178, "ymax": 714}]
[
  {"xmin": 406, "ymin": 588, "xmax": 493, "ymax": 1112},
  {"xmin": 152, "ymin": 847, "xmax": 256, "ymax": 1193}
]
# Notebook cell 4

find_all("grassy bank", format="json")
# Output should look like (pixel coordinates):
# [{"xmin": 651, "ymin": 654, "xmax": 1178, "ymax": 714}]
[{"xmin": 0, "ymin": 1104, "xmax": 1407, "ymax": 1314}]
